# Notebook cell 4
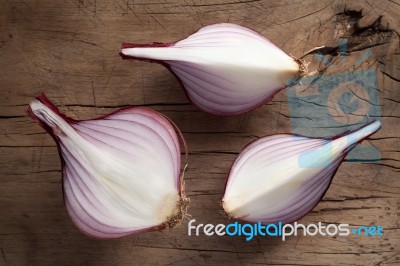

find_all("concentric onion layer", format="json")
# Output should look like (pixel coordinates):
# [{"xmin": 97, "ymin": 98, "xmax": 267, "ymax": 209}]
[
  {"xmin": 222, "ymin": 121, "xmax": 381, "ymax": 224},
  {"xmin": 121, "ymin": 23, "xmax": 300, "ymax": 116},
  {"xmin": 28, "ymin": 94, "xmax": 183, "ymax": 238}
]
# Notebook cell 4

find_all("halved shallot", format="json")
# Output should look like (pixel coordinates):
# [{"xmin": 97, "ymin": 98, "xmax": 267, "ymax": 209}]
[
  {"xmin": 28, "ymin": 94, "xmax": 188, "ymax": 238},
  {"xmin": 121, "ymin": 23, "xmax": 306, "ymax": 116},
  {"xmin": 222, "ymin": 121, "xmax": 381, "ymax": 224}
]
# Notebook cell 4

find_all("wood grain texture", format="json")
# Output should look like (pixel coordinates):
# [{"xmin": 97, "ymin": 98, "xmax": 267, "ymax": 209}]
[{"xmin": 0, "ymin": 0, "xmax": 399, "ymax": 265}]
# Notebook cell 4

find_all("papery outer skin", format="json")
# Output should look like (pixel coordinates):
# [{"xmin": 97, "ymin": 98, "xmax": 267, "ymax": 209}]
[
  {"xmin": 121, "ymin": 23, "xmax": 300, "ymax": 116},
  {"xmin": 28, "ymin": 94, "xmax": 184, "ymax": 238},
  {"xmin": 222, "ymin": 121, "xmax": 381, "ymax": 224}
]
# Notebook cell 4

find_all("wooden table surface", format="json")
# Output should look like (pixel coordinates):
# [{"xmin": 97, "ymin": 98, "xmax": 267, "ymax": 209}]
[{"xmin": 0, "ymin": 0, "xmax": 399, "ymax": 265}]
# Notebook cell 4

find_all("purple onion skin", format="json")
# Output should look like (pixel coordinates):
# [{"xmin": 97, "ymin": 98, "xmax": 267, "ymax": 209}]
[
  {"xmin": 27, "ymin": 93, "xmax": 186, "ymax": 238},
  {"xmin": 120, "ymin": 23, "xmax": 300, "ymax": 117},
  {"xmin": 222, "ymin": 121, "xmax": 382, "ymax": 225}
]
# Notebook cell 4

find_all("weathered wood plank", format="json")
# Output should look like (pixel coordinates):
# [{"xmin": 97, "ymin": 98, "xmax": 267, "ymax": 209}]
[{"xmin": 0, "ymin": 0, "xmax": 399, "ymax": 265}]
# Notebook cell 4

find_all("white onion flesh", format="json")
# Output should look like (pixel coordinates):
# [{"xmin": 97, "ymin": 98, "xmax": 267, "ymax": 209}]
[
  {"xmin": 121, "ymin": 23, "xmax": 302, "ymax": 116},
  {"xmin": 28, "ymin": 94, "xmax": 186, "ymax": 238},
  {"xmin": 222, "ymin": 121, "xmax": 381, "ymax": 224}
]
